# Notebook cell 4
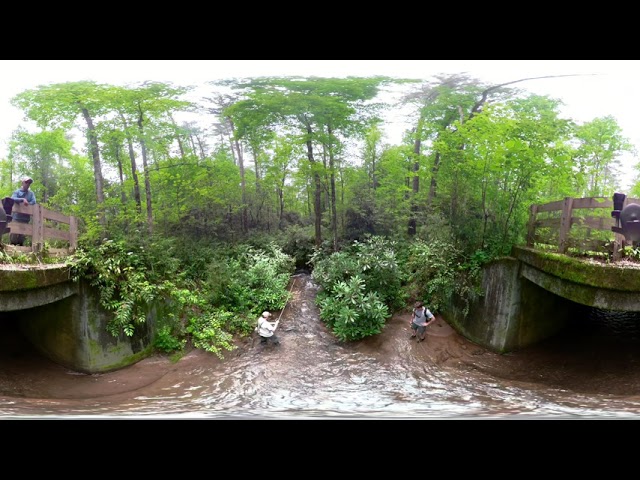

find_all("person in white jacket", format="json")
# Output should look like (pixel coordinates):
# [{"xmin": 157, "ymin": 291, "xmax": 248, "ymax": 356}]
[{"xmin": 257, "ymin": 311, "xmax": 280, "ymax": 346}]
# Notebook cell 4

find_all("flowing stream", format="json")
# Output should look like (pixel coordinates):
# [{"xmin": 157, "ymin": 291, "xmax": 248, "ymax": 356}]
[{"xmin": 1, "ymin": 273, "xmax": 640, "ymax": 419}]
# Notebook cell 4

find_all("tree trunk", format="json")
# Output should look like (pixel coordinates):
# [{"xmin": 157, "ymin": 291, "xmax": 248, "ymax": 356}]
[
  {"xmin": 113, "ymin": 139, "xmax": 126, "ymax": 204},
  {"xmin": 137, "ymin": 113, "xmax": 153, "ymax": 235},
  {"xmin": 169, "ymin": 114, "xmax": 186, "ymax": 161},
  {"xmin": 227, "ymin": 117, "xmax": 247, "ymax": 233},
  {"xmin": 408, "ymin": 133, "xmax": 420, "ymax": 236},
  {"xmin": 119, "ymin": 114, "xmax": 142, "ymax": 214},
  {"xmin": 305, "ymin": 128, "xmax": 322, "ymax": 247},
  {"xmin": 81, "ymin": 107, "xmax": 106, "ymax": 227},
  {"xmin": 427, "ymin": 151, "xmax": 441, "ymax": 207},
  {"xmin": 327, "ymin": 126, "xmax": 338, "ymax": 252}
]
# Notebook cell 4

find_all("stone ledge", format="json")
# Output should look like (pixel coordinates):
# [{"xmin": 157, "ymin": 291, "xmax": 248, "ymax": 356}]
[
  {"xmin": 512, "ymin": 246, "xmax": 640, "ymax": 292},
  {"xmin": 0, "ymin": 264, "xmax": 71, "ymax": 292}
]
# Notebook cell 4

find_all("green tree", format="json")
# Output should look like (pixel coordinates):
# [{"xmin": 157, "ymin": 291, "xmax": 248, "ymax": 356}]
[
  {"xmin": 11, "ymin": 81, "xmax": 112, "ymax": 226},
  {"xmin": 224, "ymin": 76, "xmax": 395, "ymax": 248},
  {"xmin": 572, "ymin": 116, "xmax": 634, "ymax": 197},
  {"xmin": 6, "ymin": 129, "xmax": 73, "ymax": 204}
]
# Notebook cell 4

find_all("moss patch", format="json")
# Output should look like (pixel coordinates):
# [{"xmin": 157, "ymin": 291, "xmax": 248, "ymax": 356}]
[
  {"xmin": 0, "ymin": 265, "xmax": 71, "ymax": 292},
  {"xmin": 512, "ymin": 246, "xmax": 640, "ymax": 291}
]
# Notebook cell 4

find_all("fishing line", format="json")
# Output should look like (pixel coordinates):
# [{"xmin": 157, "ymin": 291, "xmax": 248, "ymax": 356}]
[{"xmin": 275, "ymin": 278, "xmax": 297, "ymax": 323}]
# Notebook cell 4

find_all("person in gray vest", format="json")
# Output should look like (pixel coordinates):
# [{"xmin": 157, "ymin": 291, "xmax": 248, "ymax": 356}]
[
  {"xmin": 410, "ymin": 301, "xmax": 436, "ymax": 342},
  {"xmin": 9, "ymin": 176, "xmax": 36, "ymax": 246}
]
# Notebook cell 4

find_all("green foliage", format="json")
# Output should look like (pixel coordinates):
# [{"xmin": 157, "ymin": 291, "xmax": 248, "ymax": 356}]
[
  {"xmin": 311, "ymin": 235, "xmax": 405, "ymax": 340},
  {"xmin": 416, "ymin": 212, "xmax": 455, "ymax": 245},
  {"xmin": 573, "ymin": 116, "xmax": 634, "ymax": 197},
  {"xmin": 317, "ymin": 275, "xmax": 388, "ymax": 342},
  {"xmin": 348, "ymin": 235, "xmax": 407, "ymax": 310},
  {"xmin": 160, "ymin": 238, "xmax": 221, "ymax": 283},
  {"xmin": 186, "ymin": 309, "xmax": 235, "ymax": 358},
  {"xmin": 154, "ymin": 325, "xmax": 186, "ymax": 353},
  {"xmin": 310, "ymin": 250, "xmax": 359, "ymax": 294},
  {"xmin": 68, "ymin": 238, "xmax": 249, "ymax": 357},
  {"xmin": 313, "ymin": 234, "xmax": 478, "ymax": 326},
  {"xmin": 0, "ymin": 247, "xmax": 68, "ymax": 265},
  {"xmin": 312, "ymin": 235, "xmax": 407, "ymax": 312},
  {"xmin": 404, "ymin": 238, "xmax": 484, "ymax": 314},
  {"xmin": 223, "ymin": 311, "xmax": 256, "ymax": 336},
  {"xmin": 453, "ymin": 249, "xmax": 487, "ymax": 317},
  {"xmin": 68, "ymin": 239, "xmax": 168, "ymax": 337},
  {"xmin": 621, "ymin": 246, "xmax": 640, "ymax": 261},
  {"xmin": 205, "ymin": 243, "xmax": 295, "ymax": 315}
]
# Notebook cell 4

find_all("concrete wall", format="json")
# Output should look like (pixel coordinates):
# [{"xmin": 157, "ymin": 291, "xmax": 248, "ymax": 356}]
[
  {"xmin": 20, "ymin": 280, "xmax": 157, "ymax": 374},
  {"xmin": 0, "ymin": 265, "xmax": 77, "ymax": 311},
  {"xmin": 444, "ymin": 257, "xmax": 571, "ymax": 353}
]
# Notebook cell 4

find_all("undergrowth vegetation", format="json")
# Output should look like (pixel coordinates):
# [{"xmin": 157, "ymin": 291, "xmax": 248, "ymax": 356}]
[
  {"xmin": 311, "ymin": 235, "xmax": 486, "ymax": 341},
  {"xmin": 15, "ymin": 230, "xmax": 487, "ymax": 358},
  {"xmin": 67, "ymin": 235, "xmax": 296, "ymax": 358}
]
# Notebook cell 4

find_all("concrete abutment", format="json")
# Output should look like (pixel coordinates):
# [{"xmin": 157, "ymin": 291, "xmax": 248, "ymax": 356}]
[
  {"xmin": 444, "ymin": 247, "xmax": 640, "ymax": 353},
  {"xmin": 1, "ymin": 265, "xmax": 157, "ymax": 374}
]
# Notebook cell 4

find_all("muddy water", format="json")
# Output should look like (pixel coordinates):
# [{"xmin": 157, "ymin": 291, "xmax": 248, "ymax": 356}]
[{"xmin": 2, "ymin": 273, "xmax": 640, "ymax": 419}]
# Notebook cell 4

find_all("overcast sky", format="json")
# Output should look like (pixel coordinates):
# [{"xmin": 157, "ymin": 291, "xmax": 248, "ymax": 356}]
[{"xmin": 2, "ymin": 60, "xmax": 639, "ymax": 188}]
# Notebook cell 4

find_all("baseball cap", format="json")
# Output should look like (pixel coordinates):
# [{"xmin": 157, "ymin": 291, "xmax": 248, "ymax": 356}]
[
  {"xmin": 262, "ymin": 311, "xmax": 271, "ymax": 318},
  {"xmin": 22, "ymin": 176, "xmax": 33, "ymax": 184}
]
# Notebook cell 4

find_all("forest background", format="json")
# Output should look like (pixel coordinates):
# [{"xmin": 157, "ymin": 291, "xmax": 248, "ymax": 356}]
[{"xmin": 0, "ymin": 70, "xmax": 637, "ymax": 357}]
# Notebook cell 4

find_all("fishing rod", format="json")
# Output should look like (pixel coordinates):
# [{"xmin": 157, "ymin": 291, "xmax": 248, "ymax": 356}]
[{"xmin": 274, "ymin": 278, "xmax": 296, "ymax": 329}]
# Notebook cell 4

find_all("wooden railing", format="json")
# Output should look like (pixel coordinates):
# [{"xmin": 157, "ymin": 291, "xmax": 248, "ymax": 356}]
[
  {"xmin": 1, "ymin": 203, "xmax": 78, "ymax": 256},
  {"xmin": 526, "ymin": 196, "xmax": 639, "ymax": 260}
]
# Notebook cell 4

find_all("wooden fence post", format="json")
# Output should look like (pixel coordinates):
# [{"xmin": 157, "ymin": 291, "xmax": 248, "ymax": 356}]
[
  {"xmin": 558, "ymin": 197, "xmax": 574, "ymax": 254},
  {"xmin": 527, "ymin": 204, "xmax": 538, "ymax": 247},
  {"xmin": 31, "ymin": 204, "xmax": 44, "ymax": 253},
  {"xmin": 613, "ymin": 196, "xmax": 629, "ymax": 261},
  {"xmin": 69, "ymin": 216, "xmax": 78, "ymax": 251}
]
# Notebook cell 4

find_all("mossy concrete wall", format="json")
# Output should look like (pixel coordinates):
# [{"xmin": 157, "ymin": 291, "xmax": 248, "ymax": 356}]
[
  {"xmin": 512, "ymin": 246, "xmax": 640, "ymax": 292},
  {"xmin": 0, "ymin": 265, "xmax": 77, "ymax": 311},
  {"xmin": 513, "ymin": 246, "xmax": 640, "ymax": 311},
  {"xmin": 445, "ymin": 247, "xmax": 640, "ymax": 353},
  {"xmin": 444, "ymin": 257, "xmax": 571, "ymax": 353},
  {"xmin": 19, "ymin": 279, "xmax": 157, "ymax": 374}
]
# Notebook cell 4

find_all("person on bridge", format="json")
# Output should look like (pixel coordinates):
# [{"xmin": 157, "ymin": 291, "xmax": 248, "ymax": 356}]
[
  {"xmin": 9, "ymin": 176, "xmax": 36, "ymax": 246},
  {"xmin": 410, "ymin": 301, "xmax": 436, "ymax": 342},
  {"xmin": 256, "ymin": 311, "xmax": 280, "ymax": 346}
]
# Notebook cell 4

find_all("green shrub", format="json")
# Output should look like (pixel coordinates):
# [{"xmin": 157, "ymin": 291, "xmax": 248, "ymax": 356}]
[
  {"xmin": 621, "ymin": 246, "xmax": 640, "ymax": 261},
  {"xmin": 205, "ymin": 243, "xmax": 295, "ymax": 316},
  {"xmin": 66, "ymin": 237, "xmax": 293, "ymax": 359},
  {"xmin": 348, "ymin": 235, "xmax": 407, "ymax": 311},
  {"xmin": 186, "ymin": 309, "xmax": 235, "ymax": 358},
  {"xmin": 281, "ymin": 225, "xmax": 316, "ymax": 270},
  {"xmin": 154, "ymin": 325, "xmax": 186, "ymax": 353},
  {"xmin": 405, "ymin": 239, "xmax": 485, "ymax": 316},
  {"xmin": 317, "ymin": 276, "xmax": 388, "ymax": 341},
  {"xmin": 68, "ymin": 239, "xmax": 166, "ymax": 337},
  {"xmin": 310, "ymin": 250, "xmax": 359, "ymax": 294},
  {"xmin": 311, "ymin": 235, "xmax": 407, "ymax": 312},
  {"xmin": 405, "ymin": 239, "xmax": 459, "ymax": 312}
]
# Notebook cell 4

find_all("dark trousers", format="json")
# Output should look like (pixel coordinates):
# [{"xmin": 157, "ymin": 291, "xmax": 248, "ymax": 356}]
[
  {"xmin": 260, "ymin": 334, "xmax": 280, "ymax": 345},
  {"xmin": 9, "ymin": 219, "xmax": 28, "ymax": 246}
]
